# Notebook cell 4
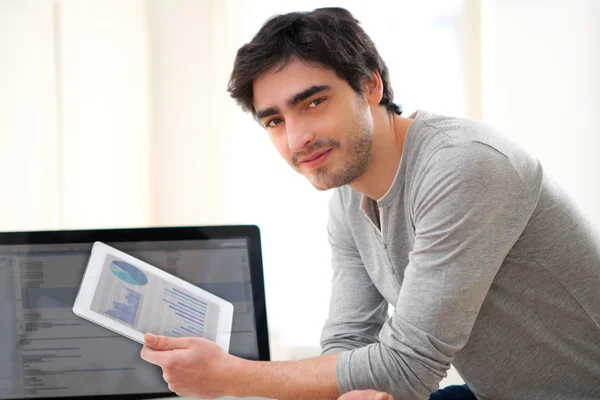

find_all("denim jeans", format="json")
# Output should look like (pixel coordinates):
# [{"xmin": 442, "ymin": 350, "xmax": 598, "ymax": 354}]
[{"xmin": 429, "ymin": 384, "xmax": 477, "ymax": 399}]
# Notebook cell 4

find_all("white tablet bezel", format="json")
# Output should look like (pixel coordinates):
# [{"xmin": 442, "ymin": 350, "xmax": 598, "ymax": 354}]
[{"xmin": 73, "ymin": 241, "xmax": 234, "ymax": 351}]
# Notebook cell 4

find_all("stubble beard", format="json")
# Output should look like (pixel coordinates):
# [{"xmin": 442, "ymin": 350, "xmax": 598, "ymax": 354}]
[{"xmin": 309, "ymin": 112, "xmax": 373, "ymax": 191}]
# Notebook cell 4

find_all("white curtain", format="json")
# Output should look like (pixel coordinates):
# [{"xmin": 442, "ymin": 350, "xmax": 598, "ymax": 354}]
[
  {"xmin": 0, "ymin": 0, "xmax": 152, "ymax": 232},
  {"xmin": 57, "ymin": 0, "xmax": 152, "ymax": 229},
  {"xmin": 0, "ymin": 0, "xmax": 59, "ymax": 231}
]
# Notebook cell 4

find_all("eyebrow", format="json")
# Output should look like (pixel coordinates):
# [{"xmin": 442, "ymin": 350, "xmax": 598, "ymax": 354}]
[{"xmin": 255, "ymin": 85, "xmax": 332, "ymax": 121}]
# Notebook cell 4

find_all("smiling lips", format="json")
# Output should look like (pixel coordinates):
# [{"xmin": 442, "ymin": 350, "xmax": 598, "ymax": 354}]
[{"xmin": 299, "ymin": 149, "xmax": 333, "ymax": 169}]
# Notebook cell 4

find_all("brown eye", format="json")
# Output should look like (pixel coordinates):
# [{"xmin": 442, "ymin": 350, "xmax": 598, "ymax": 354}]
[
  {"xmin": 307, "ymin": 98, "xmax": 326, "ymax": 108},
  {"xmin": 266, "ymin": 118, "xmax": 282, "ymax": 128}
]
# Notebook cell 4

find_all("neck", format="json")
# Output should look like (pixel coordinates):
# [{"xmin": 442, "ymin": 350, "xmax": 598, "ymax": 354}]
[{"xmin": 349, "ymin": 108, "xmax": 413, "ymax": 200}]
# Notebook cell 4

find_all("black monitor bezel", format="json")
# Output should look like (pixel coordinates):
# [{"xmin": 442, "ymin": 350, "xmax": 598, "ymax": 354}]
[{"xmin": 0, "ymin": 225, "xmax": 270, "ymax": 400}]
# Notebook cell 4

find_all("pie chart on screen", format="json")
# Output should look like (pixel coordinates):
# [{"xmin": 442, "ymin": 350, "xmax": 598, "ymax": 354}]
[{"xmin": 109, "ymin": 260, "xmax": 148, "ymax": 286}]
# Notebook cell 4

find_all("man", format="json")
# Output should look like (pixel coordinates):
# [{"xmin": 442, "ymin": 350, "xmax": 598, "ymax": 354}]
[{"xmin": 140, "ymin": 7, "xmax": 600, "ymax": 400}]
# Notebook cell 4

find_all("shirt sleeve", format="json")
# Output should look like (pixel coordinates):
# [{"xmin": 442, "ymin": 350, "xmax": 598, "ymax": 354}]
[
  {"xmin": 336, "ymin": 142, "xmax": 540, "ymax": 399},
  {"xmin": 320, "ymin": 189, "xmax": 390, "ymax": 355}
]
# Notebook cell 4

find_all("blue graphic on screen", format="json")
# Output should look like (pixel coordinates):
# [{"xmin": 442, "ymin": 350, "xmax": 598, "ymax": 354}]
[
  {"xmin": 104, "ymin": 287, "xmax": 141, "ymax": 325},
  {"xmin": 163, "ymin": 288, "xmax": 207, "ymax": 337},
  {"xmin": 109, "ymin": 260, "xmax": 148, "ymax": 286}
]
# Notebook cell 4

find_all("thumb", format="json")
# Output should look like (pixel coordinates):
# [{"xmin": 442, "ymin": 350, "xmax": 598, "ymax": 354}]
[
  {"xmin": 373, "ymin": 393, "xmax": 394, "ymax": 400},
  {"xmin": 144, "ymin": 333, "xmax": 190, "ymax": 350}
]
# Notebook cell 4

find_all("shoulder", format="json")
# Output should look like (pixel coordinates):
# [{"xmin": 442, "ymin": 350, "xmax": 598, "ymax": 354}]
[{"xmin": 407, "ymin": 111, "xmax": 543, "ymax": 199}]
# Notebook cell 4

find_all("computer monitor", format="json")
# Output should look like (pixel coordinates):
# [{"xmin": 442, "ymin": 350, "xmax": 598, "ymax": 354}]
[{"xmin": 0, "ymin": 226, "xmax": 270, "ymax": 400}]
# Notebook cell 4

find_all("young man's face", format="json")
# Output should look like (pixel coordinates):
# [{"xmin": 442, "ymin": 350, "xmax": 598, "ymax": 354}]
[{"xmin": 252, "ymin": 59, "xmax": 374, "ymax": 191}]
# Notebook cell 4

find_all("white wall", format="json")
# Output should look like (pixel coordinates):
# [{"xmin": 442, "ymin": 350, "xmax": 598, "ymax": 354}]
[{"xmin": 481, "ymin": 0, "xmax": 600, "ymax": 226}]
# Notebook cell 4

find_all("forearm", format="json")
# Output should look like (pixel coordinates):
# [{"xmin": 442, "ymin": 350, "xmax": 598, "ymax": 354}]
[{"xmin": 231, "ymin": 353, "xmax": 340, "ymax": 400}]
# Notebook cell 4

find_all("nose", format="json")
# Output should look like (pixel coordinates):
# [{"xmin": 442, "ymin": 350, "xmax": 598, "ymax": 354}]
[{"xmin": 286, "ymin": 116, "xmax": 315, "ymax": 152}]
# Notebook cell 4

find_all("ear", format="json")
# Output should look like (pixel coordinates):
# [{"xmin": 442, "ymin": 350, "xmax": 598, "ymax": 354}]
[{"xmin": 364, "ymin": 71, "xmax": 384, "ymax": 107}]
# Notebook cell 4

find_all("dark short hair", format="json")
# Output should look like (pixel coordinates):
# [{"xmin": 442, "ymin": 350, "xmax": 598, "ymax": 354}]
[{"xmin": 227, "ymin": 7, "xmax": 402, "ymax": 116}]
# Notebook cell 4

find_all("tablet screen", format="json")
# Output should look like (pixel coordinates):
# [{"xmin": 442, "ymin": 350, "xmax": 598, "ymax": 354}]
[
  {"xmin": 89, "ymin": 249, "xmax": 231, "ymax": 345},
  {"xmin": 0, "ymin": 238, "xmax": 259, "ymax": 399}
]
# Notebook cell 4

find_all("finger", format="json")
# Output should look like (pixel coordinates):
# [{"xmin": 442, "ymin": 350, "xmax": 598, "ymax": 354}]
[
  {"xmin": 140, "ymin": 345, "xmax": 176, "ymax": 368},
  {"xmin": 144, "ymin": 333, "xmax": 190, "ymax": 350},
  {"xmin": 140, "ymin": 345, "xmax": 163, "ymax": 366},
  {"xmin": 338, "ymin": 390, "xmax": 394, "ymax": 400}
]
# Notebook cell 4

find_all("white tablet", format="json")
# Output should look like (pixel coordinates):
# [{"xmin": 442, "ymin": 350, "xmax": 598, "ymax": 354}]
[{"xmin": 73, "ymin": 241, "xmax": 234, "ymax": 352}]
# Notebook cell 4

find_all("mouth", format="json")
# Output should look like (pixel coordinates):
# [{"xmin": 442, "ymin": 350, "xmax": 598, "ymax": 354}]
[{"xmin": 299, "ymin": 149, "xmax": 333, "ymax": 169}]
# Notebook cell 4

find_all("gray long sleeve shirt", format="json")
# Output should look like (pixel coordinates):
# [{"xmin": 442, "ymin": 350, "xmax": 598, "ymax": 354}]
[{"xmin": 320, "ymin": 110, "xmax": 600, "ymax": 399}]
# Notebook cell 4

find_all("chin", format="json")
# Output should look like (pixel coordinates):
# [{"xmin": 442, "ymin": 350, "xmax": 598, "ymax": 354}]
[
  {"xmin": 310, "ymin": 181, "xmax": 333, "ymax": 191},
  {"xmin": 307, "ymin": 173, "xmax": 347, "ymax": 191}
]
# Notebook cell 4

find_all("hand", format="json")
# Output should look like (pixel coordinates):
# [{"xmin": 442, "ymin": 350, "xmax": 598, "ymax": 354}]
[
  {"xmin": 140, "ymin": 333, "xmax": 241, "ymax": 398},
  {"xmin": 338, "ymin": 389, "xmax": 394, "ymax": 400}
]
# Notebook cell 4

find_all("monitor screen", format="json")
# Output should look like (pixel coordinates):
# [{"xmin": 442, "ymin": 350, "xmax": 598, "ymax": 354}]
[{"xmin": 0, "ymin": 231, "xmax": 266, "ymax": 400}]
